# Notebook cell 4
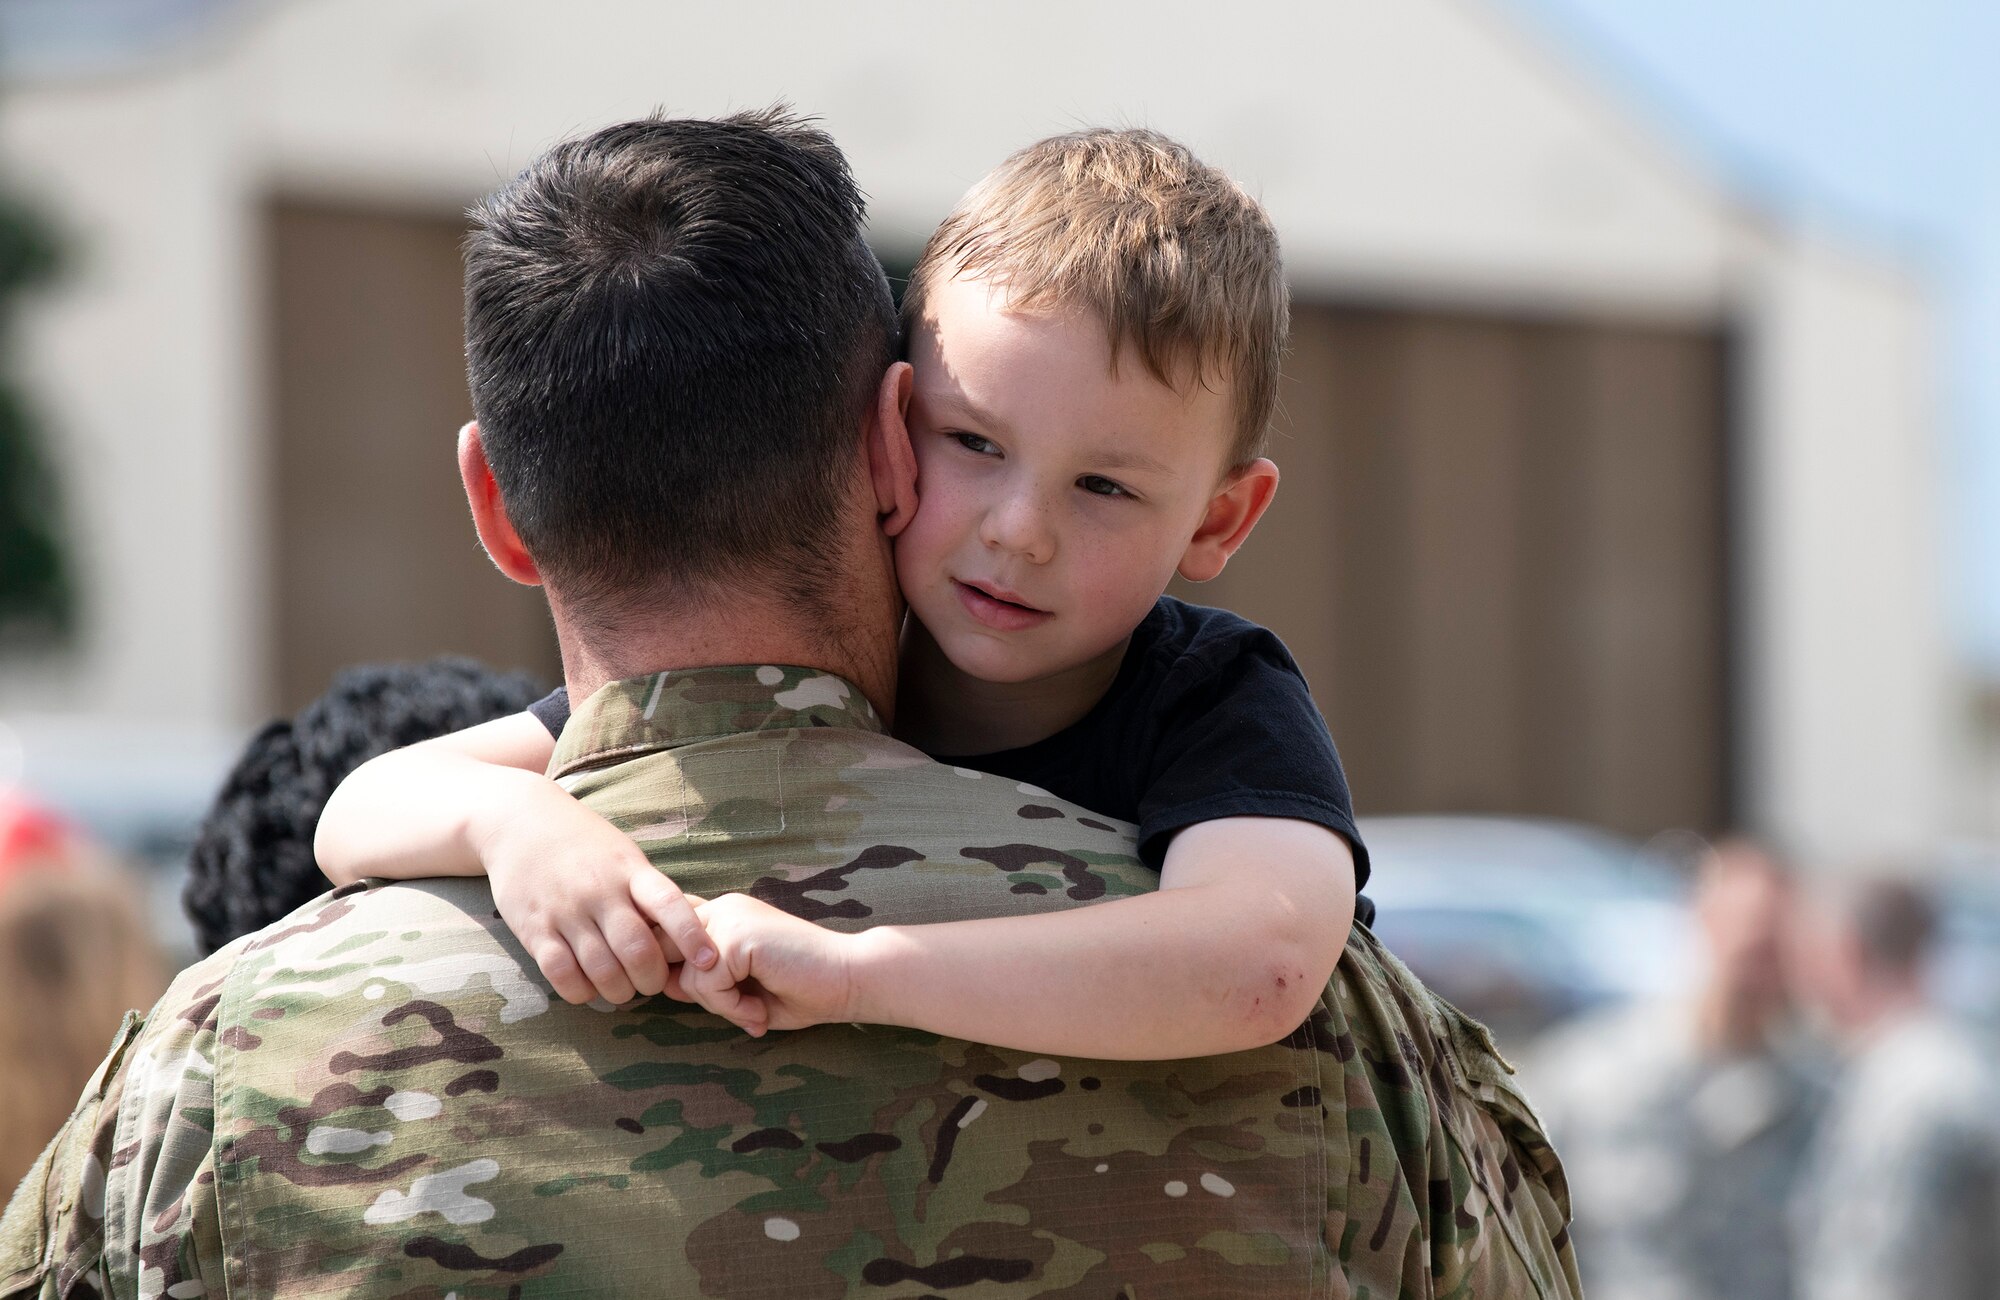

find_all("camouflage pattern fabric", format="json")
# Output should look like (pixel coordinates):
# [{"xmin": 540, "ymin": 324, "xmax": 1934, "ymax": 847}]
[{"xmin": 1, "ymin": 665, "xmax": 1579, "ymax": 1299}]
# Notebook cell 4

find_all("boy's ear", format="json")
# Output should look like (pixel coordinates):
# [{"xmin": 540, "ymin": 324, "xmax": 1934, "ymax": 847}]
[
  {"xmin": 866, "ymin": 361, "xmax": 920, "ymax": 537},
  {"xmin": 1177, "ymin": 457, "xmax": 1280, "ymax": 583},
  {"xmin": 458, "ymin": 421, "xmax": 543, "ymax": 587}
]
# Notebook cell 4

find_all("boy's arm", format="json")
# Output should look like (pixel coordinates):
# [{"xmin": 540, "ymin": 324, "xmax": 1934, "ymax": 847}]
[
  {"xmin": 314, "ymin": 711, "xmax": 716, "ymax": 1005},
  {"xmin": 682, "ymin": 816, "xmax": 1355, "ymax": 1059},
  {"xmin": 314, "ymin": 711, "xmax": 560, "ymax": 882}
]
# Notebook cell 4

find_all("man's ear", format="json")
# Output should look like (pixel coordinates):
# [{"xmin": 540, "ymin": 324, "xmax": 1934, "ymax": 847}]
[
  {"xmin": 1177, "ymin": 457, "xmax": 1280, "ymax": 583},
  {"xmin": 866, "ymin": 361, "xmax": 919, "ymax": 537},
  {"xmin": 457, "ymin": 421, "xmax": 542, "ymax": 586}
]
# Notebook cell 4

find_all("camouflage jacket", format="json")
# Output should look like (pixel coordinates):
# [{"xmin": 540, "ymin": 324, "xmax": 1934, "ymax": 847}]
[{"xmin": 0, "ymin": 665, "xmax": 1579, "ymax": 1299}]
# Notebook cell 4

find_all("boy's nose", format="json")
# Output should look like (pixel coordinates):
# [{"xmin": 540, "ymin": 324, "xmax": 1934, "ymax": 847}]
[{"xmin": 979, "ymin": 494, "xmax": 1056, "ymax": 565}]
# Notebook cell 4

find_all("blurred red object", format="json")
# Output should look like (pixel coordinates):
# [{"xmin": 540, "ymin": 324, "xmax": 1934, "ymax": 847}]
[
  {"xmin": 0, "ymin": 790, "xmax": 72, "ymax": 891},
  {"xmin": 0, "ymin": 789, "xmax": 165, "ymax": 1193}
]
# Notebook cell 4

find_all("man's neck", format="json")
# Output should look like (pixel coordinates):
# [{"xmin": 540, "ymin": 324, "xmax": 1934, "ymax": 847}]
[{"xmin": 554, "ymin": 589, "xmax": 901, "ymax": 727}]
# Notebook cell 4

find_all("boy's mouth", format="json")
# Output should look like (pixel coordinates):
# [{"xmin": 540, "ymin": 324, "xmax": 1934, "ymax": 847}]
[{"xmin": 953, "ymin": 579, "xmax": 1052, "ymax": 632}]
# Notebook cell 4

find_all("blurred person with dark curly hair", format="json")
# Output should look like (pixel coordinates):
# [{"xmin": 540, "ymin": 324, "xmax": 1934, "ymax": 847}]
[
  {"xmin": 182, "ymin": 657, "xmax": 545, "ymax": 953},
  {"xmin": 0, "ymin": 793, "xmax": 166, "ymax": 1192}
]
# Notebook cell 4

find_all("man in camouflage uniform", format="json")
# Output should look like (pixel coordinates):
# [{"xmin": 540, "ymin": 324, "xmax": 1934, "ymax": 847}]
[
  {"xmin": 1530, "ymin": 839, "xmax": 1822, "ymax": 1300},
  {"xmin": 1792, "ymin": 877, "xmax": 2000, "ymax": 1300},
  {"xmin": 0, "ymin": 111, "xmax": 1578, "ymax": 1298}
]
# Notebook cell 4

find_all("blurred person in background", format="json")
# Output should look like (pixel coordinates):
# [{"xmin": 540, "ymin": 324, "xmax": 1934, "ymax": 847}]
[
  {"xmin": 1531, "ymin": 835, "xmax": 1824, "ymax": 1300},
  {"xmin": 0, "ymin": 792, "xmax": 165, "ymax": 1192},
  {"xmin": 182, "ymin": 656, "xmax": 544, "ymax": 952},
  {"xmin": 1792, "ymin": 875, "xmax": 2000, "ymax": 1300}
]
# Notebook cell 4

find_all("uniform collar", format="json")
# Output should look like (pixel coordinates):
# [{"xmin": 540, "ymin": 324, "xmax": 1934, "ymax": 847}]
[{"xmin": 550, "ymin": 665, "xmax": 885, "ymax": 780}]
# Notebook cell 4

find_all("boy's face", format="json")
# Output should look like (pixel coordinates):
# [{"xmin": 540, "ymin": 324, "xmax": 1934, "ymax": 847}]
[{"xmin": 897, "ymin": 274, "xmax": 1241, "ymax": 686}]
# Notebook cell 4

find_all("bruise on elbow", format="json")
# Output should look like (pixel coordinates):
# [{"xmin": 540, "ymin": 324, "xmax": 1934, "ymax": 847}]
[{"xmin": 1234, "ymin": 956, "xmax": 1325, "ymax": 1048}]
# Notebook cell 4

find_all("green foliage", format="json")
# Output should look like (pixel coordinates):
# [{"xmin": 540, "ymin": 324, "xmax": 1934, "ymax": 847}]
[{"xmin": 0, "ymin": 191, "xmax": 70, "ymax": 644}]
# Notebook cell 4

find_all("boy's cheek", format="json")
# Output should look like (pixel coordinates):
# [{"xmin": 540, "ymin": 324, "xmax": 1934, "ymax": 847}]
[
  {"xmin": 890, "ymin": 514, "xmax": 956, "ymax": 602},
  {"xmin": 892, "ymin": 486, "xmax": 972, "ymax": 567}
]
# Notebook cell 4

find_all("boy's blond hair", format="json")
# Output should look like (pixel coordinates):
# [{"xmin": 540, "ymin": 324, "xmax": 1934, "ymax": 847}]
[{"xmin": 904, "ymin": 128, "xmax": 1287, "ymax": 466}]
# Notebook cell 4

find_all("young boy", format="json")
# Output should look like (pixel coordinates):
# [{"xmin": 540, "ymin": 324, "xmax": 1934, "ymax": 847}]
[{"xmin": 317, "ymin": 128, "xmax": 1368, "ymax": 1060}]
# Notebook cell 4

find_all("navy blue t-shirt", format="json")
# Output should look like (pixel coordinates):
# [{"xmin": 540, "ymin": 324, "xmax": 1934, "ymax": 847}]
[{"xmin": 529, "ymin": 597, "xmax": 1368, "ymax": 892}]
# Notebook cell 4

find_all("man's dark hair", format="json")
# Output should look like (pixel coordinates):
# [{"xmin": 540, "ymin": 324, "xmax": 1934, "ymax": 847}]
[
  {"xmin": 183, "ymin": 658, "xmax": 545, "ymax": 953},
  {"xmin": 464, "ymin": 108, "xmax": 897, "ymax": 622},
  {"xmin": 1846, "ymin": 877, "xmax": 1938, "ymax": 975}
]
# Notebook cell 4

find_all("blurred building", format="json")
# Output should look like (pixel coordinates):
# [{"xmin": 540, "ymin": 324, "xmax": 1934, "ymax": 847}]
[{"xmin": 0, "ymin": 0, "xmax": 1959, "ymax": 861}]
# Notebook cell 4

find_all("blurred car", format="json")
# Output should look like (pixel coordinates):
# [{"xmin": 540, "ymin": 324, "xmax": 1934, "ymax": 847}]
[{"xmin": 1359, "ymin": 815, "xmax": 1696, "ymax": 1050}]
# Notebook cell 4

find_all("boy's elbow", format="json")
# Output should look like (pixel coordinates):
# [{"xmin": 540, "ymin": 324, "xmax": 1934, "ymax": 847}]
[
  {"xmin": 311, "ymin": 823, "xmax": 344, "ymax": 881},
  {"xmin": 317, "ymin": 852, "xmax": 358, "ymax": 887},
  {"xmin": 1229, "ymin": 943, "xmax": 1339, "ymax": 1050},
  {"xmin": 1184, "ymin": 872, "xmax": 1351, "ymax": 1052}
]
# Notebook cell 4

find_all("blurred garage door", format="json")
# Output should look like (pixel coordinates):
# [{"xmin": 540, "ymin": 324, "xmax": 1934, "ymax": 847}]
[
  {"xmin": 266, "ymin": 200, "xmax": 561, "ymax": 713},
  {"xmin": 1175, "ymin": 304, "xmax": 1732, "ymax": 839}
]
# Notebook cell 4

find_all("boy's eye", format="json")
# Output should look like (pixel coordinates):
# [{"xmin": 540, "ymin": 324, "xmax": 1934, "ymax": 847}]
[
  {"xmin": 1078, "ymin": 475, "xmax": 1131, "ymax": 499},
  {"xmin": 952, "ymin": 432, "xmax": 999, "ymax": 456}
]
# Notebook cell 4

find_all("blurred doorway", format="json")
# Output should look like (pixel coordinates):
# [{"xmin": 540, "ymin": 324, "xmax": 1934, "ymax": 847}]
[
  {"xmin": 1176, "ymin": 304, "xmax": 1732, "ymax": 839},
  {"xmin": 265, "ymin": 201, "xmax": 561, "ymax": 713}
]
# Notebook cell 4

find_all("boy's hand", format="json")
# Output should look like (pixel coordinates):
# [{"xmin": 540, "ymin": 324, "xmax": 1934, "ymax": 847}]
[
  {"xmin": 478, "ymin": 794, "xmax": 717, "ymax": 1006},
  {"xmin": 668, "ymin": 894, "xmax": 858, "ymax": 1036}
]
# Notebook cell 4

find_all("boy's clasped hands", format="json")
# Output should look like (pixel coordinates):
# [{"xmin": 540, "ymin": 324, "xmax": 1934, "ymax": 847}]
[{"xmin": 475, "ymin": 801, "xmax": 838, "ymax": 1035}]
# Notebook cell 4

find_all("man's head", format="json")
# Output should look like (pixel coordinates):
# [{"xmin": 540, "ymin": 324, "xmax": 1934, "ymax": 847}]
[
  {"xmin": 1689, "ymin": 836, "xmax": 1797, "ymax": 1041},
  {"xmin": 461, "ymin": 109, "xmax": 902, "ymax": 634},
  {"xmin": 894, "ymin": 129, "xmax": 1287, "ymax": 686},
  {"xmin": 1796, "ymin": 872, "xmax": 1938, "ymax": 1041}
]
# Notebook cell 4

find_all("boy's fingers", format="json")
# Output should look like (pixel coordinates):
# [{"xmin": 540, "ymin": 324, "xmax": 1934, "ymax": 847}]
[
  {"xmin": 631, "ymin": 873, "xmax": 717, "ymax": 969},
  {"xmin": 600, "ymin": 906, "xmax": 668, "ymax": 997},
  {"xmin": 532, "ymin": 940, "xmax": 596, "ymax": 1007},
  {"xmin": 569, "ymin": 926, "xmax": 638, "ymax": 1005},
  {"xmin": 661, "ymin": 964, "xmax": 698, "ymax": 1003},
  {"xmin": 686, "ymin": 958, "xmax": 740, "ymax": 1003},
  {"xmin": 736, "ymin": 985, "xmax": 772, "ymax": 1036},
  {"xmin": 703, "ymin": 984, "xmax": 769, "ymax": 1037},
  {"xmin": 683, "ymin": 963, "xmax": 766, "ymax": 1035}
]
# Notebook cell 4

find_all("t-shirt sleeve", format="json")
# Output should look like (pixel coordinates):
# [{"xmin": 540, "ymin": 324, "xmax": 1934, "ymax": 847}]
[
  {"xmin": 1134, "ymin": 631, "xmax": 1369, "ymax": 891},
  {"xmin": 527, "ymin": 686, "xmax": 571, "ymax": 738}
]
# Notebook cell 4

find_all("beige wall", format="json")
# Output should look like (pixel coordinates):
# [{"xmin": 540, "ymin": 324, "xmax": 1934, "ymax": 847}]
[
  {"xmin": 2, "ymin": 70, "xmax": 260, "ymax": 723},
  {"xmin": 1738, "ymin": 233, "xmax": 1960, "ymax": 860}
]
